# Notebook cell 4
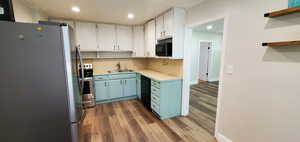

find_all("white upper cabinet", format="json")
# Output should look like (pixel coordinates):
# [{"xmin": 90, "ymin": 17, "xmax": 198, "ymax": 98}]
[
  {"xmin": 154, "ymin": 8, "xmax": 186, "ymax": 59},
  {"xmin": 97, "ymin": 24, "xmax": 116, "ymax": 51},
  {"xmin": 155, "ymin": 9, "xmax": 174, "ymax": 41},
  {"xmin": 164, "ymin": 10, "xmax": 174, "ymax": 38},
  {"xmin": 145, "ymin": 20, "xmax": 156, "ymax": 57},
  {"xmin": 75, "ymin": 22, "xmax": 98, "ymax": 51},
  {"xmin": 116, "ymin": 25, "xmax": 133, "ymax": 51},
  {"xmin": 133, "ymin": 26, "xmax": 145, "ymax": 57},
  {"xmin": 156, "ymin": 15, "xmax": 164, "ymax": 40}
]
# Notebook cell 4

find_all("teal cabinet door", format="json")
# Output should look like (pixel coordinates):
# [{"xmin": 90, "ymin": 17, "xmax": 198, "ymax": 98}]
[
  {"xmin": 137, "ymin": 79, "xmax": 141, "ymax": 99},
  {"xmin": 123, "ymin": 78, "xmax": 137, "ymax": 97},
  {"xmin": 109, "ymin": 80, "xmax": 123, "ymax": 99},
  {"xmin": 94, "ymin": 81, "xmax": 109, "ymax": 101}
]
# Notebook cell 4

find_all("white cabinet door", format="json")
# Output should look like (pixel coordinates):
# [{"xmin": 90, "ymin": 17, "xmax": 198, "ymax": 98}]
[
  {"xmin": 155, "ymin": 15, "xmax": 164, "ymax": 40},
  {"xmin": 164, "ymin": 10, "xmax": 173, "ymax": 38},
  {"xmin": 145, "ymin": 20, "xmax": 156, "ymax": 57},
  {"xmin": 116, "ymin": 25, "xmax": 133, "ymax": 51},
  {"xmin": 75, "ymin": 22, "xmax": 98, "ymax": 51},
  {"xmin": 97, "ymin": 24, "xmax": 116, "ymax": 51},
  {"xmin": 133, "ymin": 26, "xmax": 145, "ymax": 57}
]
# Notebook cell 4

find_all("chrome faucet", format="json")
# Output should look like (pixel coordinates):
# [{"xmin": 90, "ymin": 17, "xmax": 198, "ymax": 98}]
[{"xmin": 116, "ymin": 62, "xmax": 121, "ymax": 71}]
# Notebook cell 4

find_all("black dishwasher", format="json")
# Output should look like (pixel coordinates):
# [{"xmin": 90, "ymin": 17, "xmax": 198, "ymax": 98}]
[{"xmin": 141, "ymin": 75, "xmax": 151, "ymax": 110}]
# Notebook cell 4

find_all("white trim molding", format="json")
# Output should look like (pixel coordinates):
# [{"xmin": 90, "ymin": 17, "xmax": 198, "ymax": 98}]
[
  {"xmin": 216, "ymin": 133, "xmax": 233, "ymax": 142},
  {"xmin": 182, "ymin": 13, "xmax": 230, "ymax": 138}
]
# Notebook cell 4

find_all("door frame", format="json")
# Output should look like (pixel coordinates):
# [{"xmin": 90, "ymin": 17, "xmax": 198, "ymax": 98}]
[{"xmin": 181, "ymin": 15, "xmax": 229, "ymax": 137}]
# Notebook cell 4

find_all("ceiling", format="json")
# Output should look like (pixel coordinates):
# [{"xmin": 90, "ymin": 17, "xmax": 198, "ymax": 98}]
[
  {"xmin": 193, "ymin": 19, "xmax": 224, "ymax": 34},
  {"xmin": 21, "ymin": 0, "xmax": 206, "ymax": 25}
]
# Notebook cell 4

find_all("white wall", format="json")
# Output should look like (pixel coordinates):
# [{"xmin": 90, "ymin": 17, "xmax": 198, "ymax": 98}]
[
  {"xmin": 12, "ymin": 0, "xmax": 48, "ymax": 23},
  {"xmin": 190, "ymin": 31, "xmax": 223, "ymax": 84},
  {"xmin": 187, "ymin": 0, "xmax": 300, "ymax": 142}
]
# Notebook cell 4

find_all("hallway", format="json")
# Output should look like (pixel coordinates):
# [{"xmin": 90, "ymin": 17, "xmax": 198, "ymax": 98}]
[{"xmin": 190, "ymin": 81, "xmax": 219, "ymax": 135}]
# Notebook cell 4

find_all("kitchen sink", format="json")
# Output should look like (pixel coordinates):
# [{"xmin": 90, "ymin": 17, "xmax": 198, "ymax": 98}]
[{"xmin": 107, "ymin": 70, "xmax": 134, "ymax": 73}]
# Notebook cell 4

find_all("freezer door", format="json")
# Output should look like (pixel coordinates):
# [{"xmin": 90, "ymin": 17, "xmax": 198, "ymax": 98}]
[{"xmin": 0, "ymin": 21, "xmax": 72, "ymax": 141}]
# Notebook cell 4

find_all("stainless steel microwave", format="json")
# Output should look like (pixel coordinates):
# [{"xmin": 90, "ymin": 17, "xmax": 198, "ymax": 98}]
[
  {"xmin": 0, "ymin": 0, "xmax": 15, "ymax": 22},
  {"xmin": 156, "ymin": 38, "xmax": 172, "ymax": 57}
]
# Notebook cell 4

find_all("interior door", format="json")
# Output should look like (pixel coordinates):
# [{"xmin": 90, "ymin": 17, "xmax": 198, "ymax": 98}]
[
  {"xmin": 109, "ymin": 80, "xmax": 123, "ymax": 99},
  {"xmin": 75, "ymin": 22, "xmax": 98, "ymax": 51},
  {"xmin": 199, "ymin": 42, "xmax": 211, "ymax": 81},
  {"xmin": 97, "ymin": 24, "xmax": 116, "ymax": 51},
  {"xmin": 123, "ymin": 78, "xmax": 137, "ymax": 97},
  {"xmin": 116, "ymin": 25, "xmax": 133, "ymax": 51}
]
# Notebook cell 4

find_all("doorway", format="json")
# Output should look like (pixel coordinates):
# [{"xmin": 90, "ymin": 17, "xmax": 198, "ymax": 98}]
[{"xmin": 188, "ymin": 18, "xmax": 225, "ymax": 136}]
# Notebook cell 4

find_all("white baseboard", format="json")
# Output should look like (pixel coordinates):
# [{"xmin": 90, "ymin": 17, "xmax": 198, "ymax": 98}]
[
  {"xmin": 208, "ymin": 78, "xmax": 219, "ymax": 82},
  {"xmin": 216, "ymin": 133, "xmax": 233, "ymax": 142}
]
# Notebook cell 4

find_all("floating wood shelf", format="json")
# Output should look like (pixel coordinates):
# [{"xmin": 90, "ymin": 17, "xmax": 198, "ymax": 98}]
[
  {"xmin": 264, "ymin": 6, "xmax": 300, "ymax": 17},
  {"xmin": 262, "ymin": 41, "xmax": 300, "ymax": 47}
]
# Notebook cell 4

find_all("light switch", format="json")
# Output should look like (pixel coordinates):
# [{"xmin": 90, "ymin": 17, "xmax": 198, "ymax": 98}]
[{"xmin": 226, "ymin": 65, "xmax": 234, "ymax": 75}]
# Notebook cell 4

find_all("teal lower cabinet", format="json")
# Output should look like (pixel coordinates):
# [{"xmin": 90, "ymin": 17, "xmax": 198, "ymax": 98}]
[
  {"xmin": 94, "ymin": 72, "xmax": 182, "ymax": 120},
  {"xmin": 108, "ymin": 80, "xmax": 123, "ymax": 99},
  {"xmin": 94, "ymin": 73, "xmax": 137, "ymax": 104},
  {"xmin": 123, "ymin": 78, "xmax": 137, "ymax": 97},
  {"xmin": 150, "ymin": 79, "xmax": 182, "ymax": 120},
  {"xmin": 94, "ymin": 80, "xmax": 109, "ymax": 101}
]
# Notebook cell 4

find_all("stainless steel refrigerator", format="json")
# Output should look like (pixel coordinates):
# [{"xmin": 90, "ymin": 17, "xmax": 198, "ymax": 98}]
[{"xmin": 0, "ymin": 21, "xmax": 85, "ymax": 142}]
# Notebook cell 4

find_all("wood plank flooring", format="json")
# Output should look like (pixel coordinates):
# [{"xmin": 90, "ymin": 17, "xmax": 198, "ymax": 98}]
[
  {"xmin": 79, "ymin": 98, "xmax": 218, "ymax": 142},
  {"xmin": 190, "ymin": 82, "xmax": 219, "ymax": 135}
]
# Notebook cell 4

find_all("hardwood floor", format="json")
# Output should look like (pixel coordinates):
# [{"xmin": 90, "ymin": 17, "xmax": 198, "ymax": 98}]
[
  {"xmin": 190, "ymin": 82, "xmax": 219, "ymax": 135},
  {"xmin": 79, "ymin": 99, "xmax": 218, "ymax": 142}
]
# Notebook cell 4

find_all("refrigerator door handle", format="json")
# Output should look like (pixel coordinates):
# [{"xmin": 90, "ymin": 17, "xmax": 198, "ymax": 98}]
[{"xmin": 77, "ymin": 47, "xmax": 85, "ymax": 92}]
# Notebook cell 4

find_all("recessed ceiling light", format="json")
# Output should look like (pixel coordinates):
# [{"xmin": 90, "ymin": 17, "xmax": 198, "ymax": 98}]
[
  {"xmin": 72, "ymin": 6, "xmax": 80, "ymax": 12},
  {"xmin": 128, "ymin": 13, "xmax": 134, "ymax": 19},
  {"xmin": 206, "ymin": 25, "xmax": 213, "ymax": 30}
]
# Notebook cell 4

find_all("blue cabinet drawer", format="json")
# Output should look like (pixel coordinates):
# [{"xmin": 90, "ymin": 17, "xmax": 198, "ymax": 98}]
[
  {"xmin": 94, "ymin": 75, "xmax": 109, "ymax": 80},
  {"xmin": 151, "ymin": 91, "xmax": 160, "ymax": 98},
  {"xmin": 151, "ymin": 103, "xmax": 160, "ymax": 113},
  {"xmin": 151, "ymin": 87, "xmax": 160, "ymax": 94},
  {"xmin": 151, "ymin": 80, "xmax": 160, "ymax": 88},
  {"xmin": 110, "ymin": 73, "xmax": 136, "ymax": 80},
  {"xmin": 151, "ymin": 95, "xmax": 160, "ymax": 104}
]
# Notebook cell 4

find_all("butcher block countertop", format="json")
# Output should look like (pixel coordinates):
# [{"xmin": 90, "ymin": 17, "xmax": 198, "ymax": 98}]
[
  {"xmin": 94, "ymin": 69, "xmax": 182, "ymax": 82},
  {"xmin": 135, "ymin": 70, "xmax": 182, "ymax": 81}
]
